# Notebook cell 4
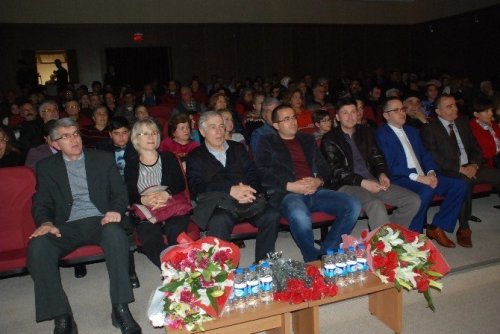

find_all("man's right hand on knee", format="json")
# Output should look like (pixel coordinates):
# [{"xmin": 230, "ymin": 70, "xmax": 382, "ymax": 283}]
[{"xmin": 29, "ymin": 222, "xmax": 61, "ymax": 239}]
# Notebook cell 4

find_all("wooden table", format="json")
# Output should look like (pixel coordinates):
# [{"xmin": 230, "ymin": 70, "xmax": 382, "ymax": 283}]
[{"xmin": 167, "ymin": 264, "xmax": 403, "ymax": 334}]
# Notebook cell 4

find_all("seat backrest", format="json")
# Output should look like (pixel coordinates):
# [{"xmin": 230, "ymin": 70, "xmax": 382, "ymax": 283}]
[{"xmin": 0, "ymin": 167, "xmax": 37, "ymax": 252}]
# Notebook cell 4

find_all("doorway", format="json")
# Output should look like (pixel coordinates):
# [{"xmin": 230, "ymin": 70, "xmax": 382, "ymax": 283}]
[{"xmin": 105, "ymin": 47, "xmax": 172, "ymax": 91}]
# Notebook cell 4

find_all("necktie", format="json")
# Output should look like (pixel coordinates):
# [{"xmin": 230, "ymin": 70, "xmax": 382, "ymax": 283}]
[
  {"xmin": 448, "ymin": 123, "xmax": 461, "ymax": 158},
  {"xmin": 402, "ymin": 132, "xmax": 424, "ymax": 176}
]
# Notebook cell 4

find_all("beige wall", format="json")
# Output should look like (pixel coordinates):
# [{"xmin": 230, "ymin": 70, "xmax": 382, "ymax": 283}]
[{"xmin": 0, "ymin": 0, "xmax": 498, "ymax": 25}]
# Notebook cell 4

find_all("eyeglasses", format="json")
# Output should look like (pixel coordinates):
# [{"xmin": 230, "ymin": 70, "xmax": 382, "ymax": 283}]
[
  {"xmin": 277, "ymin": 115, "xmax": 297, "ymax": 123},
  {"xmin": 0, "ymin": 137, "xmax": 9, "ymax": 143},
  {"xmin": 137, "ymin": 131, "xmax": 159, "ymax": 137},
  {"xmin": 384, "ymin": 107, "xmax": 407, "ymax": 114},
  {"xmin": 54, "ymin": 131, "xmax": 81, "ymax": 141},
  {"xmin": 42, "ymin": 108, "xmax": 58, "ymax": 113}
]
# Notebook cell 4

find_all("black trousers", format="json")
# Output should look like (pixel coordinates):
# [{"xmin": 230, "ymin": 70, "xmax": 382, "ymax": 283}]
[
  {"xmin": 206, "ymin": 205, "xmax": 280, "ymax": 262},
  {"xmin": 27, "ymin": 217, "xmax": 134, "ymax": 322},
  {"xmin": 457, "ymin": 168, "xmax": 500, "ymax": 228},
  {"xmin": 136, "ymin": 214, "xmax": 190, "ymax": 268}
]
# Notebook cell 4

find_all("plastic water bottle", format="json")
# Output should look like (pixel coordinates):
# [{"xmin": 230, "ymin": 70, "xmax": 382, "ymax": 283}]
[
  {"xmin": 258, "ymin": 261, "xmax": 274, "ymax": 303},
  {"xmin": 356, "ymin": 244, "xmax": 368, "ymax": 282},
  {"xmin": 233, "ymin": 268, "xmax": 247, "ymax": 311},
  {"xmin": 335, "ymin": 248, "xmax": 348, "ymax": 287},
  {"xmin": 223, "ymin": 286, "xmax": 234, "ymax": 314},
  {"xmin": 346, "ymin": 246, "xmax": 358, "ymax": 284},
  {"xmin": 246, "ymin": 265, "xmax": 260, "ymax": 308},
  {"xmin": 322, "ymin": 249, "xmax": 336, "ymax": 285}
]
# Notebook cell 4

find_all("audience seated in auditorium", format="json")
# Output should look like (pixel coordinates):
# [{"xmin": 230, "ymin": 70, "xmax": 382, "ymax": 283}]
[
  {"xmin": 243, "ymin": 92, "xmax": 265, "ymax": 139},
  {"xmin": 312, "ymin": 109, "xmax": 333, "ymax": 143},
  {"xmin": 0, "ymin": 126, "xmax": 22, "ymax": 167},
  {"xmin": 161, "ymin": 80, "xmax": 180, "ymax": 108},
  {"xmin": 25, "ymin": 120, "xmax": 58, "ymax": 170},
  {"xmin": 124, "ymin": 118, "xmax": 190, "ymax": 269},
  {"xmin": 421, "ymin": 83, "xmax": 439, "ymax": 118},
  {"xmin": 469, "ymin": 97, "xmax": 500, "ymax": 169},
  {"xmin": 249, "ymin": 97, "xmax": 279, "ymax": 155},
  {"xmin": 190, "ymin": 78, "xmax": 208, "ymax": 105},
  {"xmin": 63, "ymin": 99, "xmax": 93, "ymax": 129},
  {"xmin": 79, "ymin": 93, "xmax": 92, "ymax": 118},
  {"xmin": 285, "ymin": 89, "xmax": 314, "ymax": 131},
  {"xmin": 159, "ymin": 113, "xmax": 200, "ymax": 168},
  {"xmin": 140, "ymin": 84, "xmax": 158, "ymax": 106},
  {"xmin": 254, "ymin": 104, "xmax": 361, "ymax": 262},
  {"xmin": 420, "ymin": 95, "xmax": 500, "ymax": 242},
  {"xmin": 355, "ymin": 98, "xmax": 377, "ymax": 131},
  {"xmin": 171, "ymin": 86, "xmax": 207, "ymax": 117},
  {"xmin": 186, "ymin": 111, "xmax": 279, "ymax": 263},
  {"xmin": 321, "ymin": 98, "xmax": 420, "ymax": 230},
  {"xmin": 17, "ymin": 102, "xmax": 44, "ymax": 155},
  {"xmin": 114, "ymin": 90, "xmax": 137, "ymax": 124},
  {"xmin": 376, "ymin": 97, "xmax": 468, "ymax": 248},
  {"xmin": 28, "ymin": 118, "xmax": 141, "ymax": 334},
  {"xmin": 104, "ymin": 91, "xmax": 118, "ymax": 116},
  {"xmin": 403, "ymin": 92, "xmax": 429, "ymax": 129},
  {"xmin": 221, "ymin": 109, "xmax": 246, "ymax": 145},
  {"xmin": 80, "ymin": 105, "xmax": 109, "ymax": 148},
  {"xmin": 96, "ymin": 116, "xmax": 134, "ymax": 177},
  {"xmin": 307, "ymin": 83, "xmax": 334, "ymax": 113}
]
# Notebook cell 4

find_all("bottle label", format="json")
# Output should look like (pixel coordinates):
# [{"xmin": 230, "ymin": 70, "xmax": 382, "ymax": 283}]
[
  {"xmin": 234, "ymin": 283, "xmax": 247, "ymax": 297},
  {"xmin": 357, "ymin": 258, "xmax": 368, "ymax": 272},
  {"xmin": 259, "ymin": 276, "xmax": 273, "ymax": 292},
  {"xmin": 247, "ymin": 280, "xmax": 259, "ymax": 295},
  {"xmin": 335, "ymin": 263, "xmax": 347, "ymax": 276},
  {"xmin": 347, "ymin": 260, "xmax": 357, "ymax": 273},
  {"xmin": 323, "ymin": 263, "xmax": 336, "ymax": 278}
]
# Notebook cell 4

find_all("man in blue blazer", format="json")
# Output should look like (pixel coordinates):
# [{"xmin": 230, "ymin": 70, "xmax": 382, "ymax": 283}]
[
  {"xmin": 376, "ymin": 97, "xmax": 468, "ymax": 248},
  {"xmin": 28, "ymin": 118, "xmax": 141, "ymax": 334}
]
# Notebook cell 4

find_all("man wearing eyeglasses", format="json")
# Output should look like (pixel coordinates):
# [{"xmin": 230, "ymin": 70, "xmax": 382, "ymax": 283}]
[
  {"xmin": 376, "ymin": 97, "xmax": 468, "ymax": 248},
  {"xmin": 28, "ymin": 118, "xmax": 141, "ymax": 334},
  {"xmin": 254, "ymin": 104, "xmax": 361, "ymax": 262}
]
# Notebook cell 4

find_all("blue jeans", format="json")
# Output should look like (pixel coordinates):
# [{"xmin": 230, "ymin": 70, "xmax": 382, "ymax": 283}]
[{"xmin": 280, "ymin": 189, "xmax": 361, "ymax": 262}]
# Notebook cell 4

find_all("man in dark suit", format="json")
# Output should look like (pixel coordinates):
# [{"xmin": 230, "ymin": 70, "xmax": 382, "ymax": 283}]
[
  {"xmin": 420, "ymin": 95, "xmax": 500, "ymax": 247},
  {"xmin": 376, "ymin": 98, "xmax": 468, "ymax": 248},
  {"xmin": 28, "ymin": 118, "xmax": 141, "ymax": 334},
  {"xmin": 186, "ymin": 111, "xmax": 279, "ymax": 263}
]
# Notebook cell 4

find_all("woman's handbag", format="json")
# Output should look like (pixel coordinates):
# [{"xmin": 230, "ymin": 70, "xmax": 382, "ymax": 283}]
[{"xmin": 131, "ymin": 186, "xmax": 192, "ymax": 224}]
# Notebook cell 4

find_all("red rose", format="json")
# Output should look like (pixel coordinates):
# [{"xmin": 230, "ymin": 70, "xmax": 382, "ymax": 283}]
[
  {"xmin": 402, "ymin": 229, "xmax": 418, "ymax": 243},
  {"xmin": 306, "ymin": 265, "xmax": 321, "ymax": 278},
  {"xmin": 376, "ymin": 240, "xmax": 385, "ymax": 251},
  {"xmin": 372, "ymin": 254, "xmax": 387, "ymax": 268},
  {"xmin": 386, "ymin": 270, "xmax": 396, "ymax": 282},
  {"xmin": 386, "ymin": 251, "xmax": 399, "ymax": 270},
  {"xmin": 417, "ymin": 277, "xmax": 430, "ymax": 292}
]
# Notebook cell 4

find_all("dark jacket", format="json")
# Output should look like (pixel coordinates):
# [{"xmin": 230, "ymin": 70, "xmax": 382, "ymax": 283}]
[
  {"xmin": 186, "ymin": 140, "xmax": 263, "ymax": 200},
  {"xmin": 32, "ymin": 149, "xmax": 128, "ymax": 226},
  {"xmin": 254, "ymin": 132, "xmax": 330, "ymax": 207},
  {"xmin": 420, "ymin": 116, "xmax": 483, "ymax": 177},
  {"xmin": 124, "ymin": 151, "xmax": 185, "ymax": 205},
  {"xmin": 320, "ymin": 124, "xmax": 388, "ymax": 190}
]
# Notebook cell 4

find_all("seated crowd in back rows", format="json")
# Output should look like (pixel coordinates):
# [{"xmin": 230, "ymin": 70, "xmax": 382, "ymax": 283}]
[{"xmin": 5, "ymin": 70, "xmax": 500, "ymax": 334}]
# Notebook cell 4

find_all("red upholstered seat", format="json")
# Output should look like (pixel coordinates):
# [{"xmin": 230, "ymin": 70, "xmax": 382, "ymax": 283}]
[
  {"xmin": 59, "ymin": 245, "xmax": 105, "ymax": 266},
  {"xmin": 230, "ymin": 221, "xmax": 259, "ymax": 241},
  {"xmin": 148, "ymin": 105, "xmax": 173, "ymax": 120},
  {"xmin": 0, "ymin": 167, "xmax": 36, "ymax": 277}
]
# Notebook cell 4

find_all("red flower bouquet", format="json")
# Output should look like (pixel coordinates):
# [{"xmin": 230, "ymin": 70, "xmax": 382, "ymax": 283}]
[
  {"xmin": 148, "ymin": 233, "xmax": 239, "ymax": 331},
  {"xmin": 363, "ymin": 223, "xmax": 449, "ymax": 311}
]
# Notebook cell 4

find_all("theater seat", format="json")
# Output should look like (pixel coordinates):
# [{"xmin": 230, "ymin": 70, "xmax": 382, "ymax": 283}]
[{"xmin": 0, "ymin": 167, "xmax": 36, "ymax": 278}]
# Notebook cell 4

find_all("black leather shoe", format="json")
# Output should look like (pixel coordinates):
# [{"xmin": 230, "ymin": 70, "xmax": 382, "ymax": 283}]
[
  {"xmin": 469, "ymin": 215, "xmax": 482, "ymax": 223},
  {"xmin": 54, "ymin": 314, "xmax": 78, "ymax": 334},
  {"xmin": 74, "ymin": 265, "xmax": 87, "ymax": 278},
  {"xmin": 111, "ymin": 304, "xmax": 142, "ymax": 334},
  {"xmin": 130, "ymin": 273, "xmax": 140, "ymax": 289}
]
